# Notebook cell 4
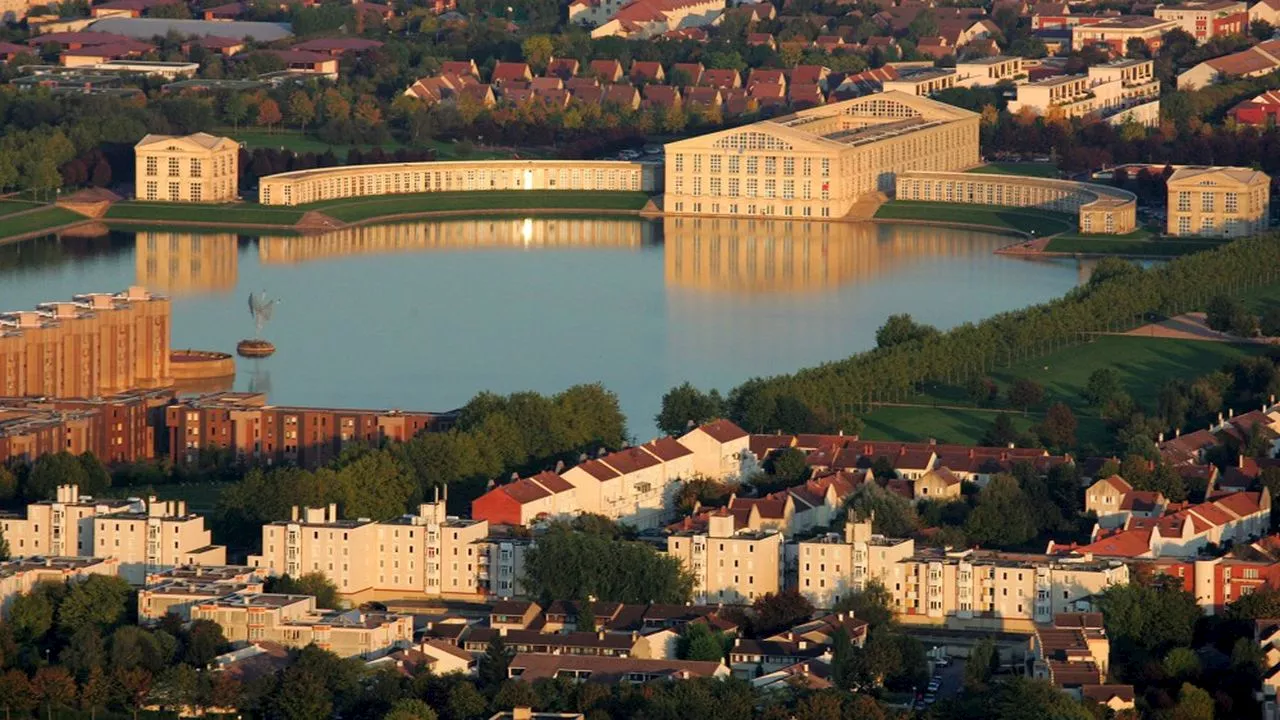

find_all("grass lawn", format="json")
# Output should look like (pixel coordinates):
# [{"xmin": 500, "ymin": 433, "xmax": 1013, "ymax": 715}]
[
  {"xmin": 0, "ymin": 207, "xmax": 86, "ymax": 240},
  {"xmin": 308, "ymin": 190, "xmax": 652, "ymax": 223},
  {"xmin": 0, "ymin": 199, "xmax": 44, "ymax": 218},
  {"xmin": 224, "ymin": 129, "xmax": 531, "ymax": 161},
  {"xmin": 875, "ymin": 200, "xmax": 1076, "ymax": 236},
  {"xmin": 1044, "ymin": 232, "xmax": 1223, "ymax": 256},
  {"xmin": 105, "ymin": 201, "xmax": 304, "ymax": 226},
  {"xmin": 967, "ymin": 162, "xmax": 1062, "ymax": 178},
  {"xmin": 859, "ymin": 335, "xmax": 1268, "ymax": 449},
  {"xmin": 1239, "ymin": 283, "xmax": 1280, "ymax": 314}
]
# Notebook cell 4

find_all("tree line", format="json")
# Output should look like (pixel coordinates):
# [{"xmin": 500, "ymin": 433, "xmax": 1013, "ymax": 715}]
[{"xmin": 657, "ymin": 236, "xmax": 1280, "ymax": 437}]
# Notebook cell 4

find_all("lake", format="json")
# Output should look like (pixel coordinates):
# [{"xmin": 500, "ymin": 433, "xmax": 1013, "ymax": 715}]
[{"xmin": 0, "ymin": 216, "xmax": 1090, "ymax": 439}]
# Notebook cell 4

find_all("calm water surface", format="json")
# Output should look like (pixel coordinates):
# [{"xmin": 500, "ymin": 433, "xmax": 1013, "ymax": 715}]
[{"xmin": 0, "ymin": 217, "xmax": 1091, "ymax": 437}]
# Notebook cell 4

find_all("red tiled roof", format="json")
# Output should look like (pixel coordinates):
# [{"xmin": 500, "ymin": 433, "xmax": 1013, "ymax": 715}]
[
  {"xmin": 696, "ymin": 419, "xmax": 748, "ymax": 443},
  {"xmin": 643, "ymin": 436, "xmax": 693, "ymax": 462},
  {"xmin": 576, "ymin": 458, "xmax": 621, "ymax": 481},
  {"xmin": 291, "ymin": 38, "xmax": 383, "ymax": 53},
  {"xmin": 602, "ymin": 446, "xmax": 661, "ymax": 475},
  {"xmin": 492, "ymin": 61, "xmax": 531, "ymax": 82}
]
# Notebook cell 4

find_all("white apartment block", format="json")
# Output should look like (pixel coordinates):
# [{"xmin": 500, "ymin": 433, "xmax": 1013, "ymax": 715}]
[
  {"xmin": 796, "ymin": 519, "xmax": 916, "ymax": 610},
  {"xmin": 667, "ymin": 511, "xmax": 783, "ymax": 604},
  {"xmin": 191, "ymin": 592, "xmax": 413, "ymax": 659},
  {"xmin": 1008, "ymin": 59, "xmax": 1160, "ymax": 126},
  {"xmin": 0, "ymin": 485, "xmax": 225, "ymax": 584}
]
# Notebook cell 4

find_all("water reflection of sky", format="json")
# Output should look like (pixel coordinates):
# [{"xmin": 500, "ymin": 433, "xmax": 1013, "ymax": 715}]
[{"xmin": 0, "ymin": 218, "xmax": 1086, "ymax": 438}]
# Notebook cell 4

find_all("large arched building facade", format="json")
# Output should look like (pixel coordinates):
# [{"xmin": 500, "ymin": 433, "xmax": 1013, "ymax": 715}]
[{"xmin": 662, "ymin": 91, "xmax": 980, "ymax": 220}]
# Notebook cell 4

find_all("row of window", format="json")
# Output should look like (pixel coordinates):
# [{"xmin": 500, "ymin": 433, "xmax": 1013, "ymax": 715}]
[
  {"xmin": 143, "ymin": 154, "xmax": 233, "ymax": 178},
  {"xmin": 671, "ymin": 201, "xmax": 832, "ymax": 217}
]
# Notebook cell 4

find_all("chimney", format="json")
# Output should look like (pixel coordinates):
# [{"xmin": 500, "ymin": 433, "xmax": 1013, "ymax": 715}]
[
  {"xmin": 1176, "ymin": 428, "xmax": 1181, "ymax": 438},
  {"xmin": 1229, "ymin": 408, "xmax": 1235, "ymax": 419},
  {"xmin": 1158, "ymin": 432, "xmax": 1164, "ymax": 443},
  {"xmin": 512, "ymin": 709, "xmax": 532, "ymax": 720},
  {"xmin": 597, "ymin": 629, "xmax": 605, "ymax": 640},
  {"xmin": 1240, "ymin": 455, "xmax": 1246, "ymax": 469},
  {"xmin": 291, "ymin": 506, "xmax": 299, "ymax": 522},
  {"xmin": 328, "ymin": 503, "xmax": 337, "ymax": 522}
]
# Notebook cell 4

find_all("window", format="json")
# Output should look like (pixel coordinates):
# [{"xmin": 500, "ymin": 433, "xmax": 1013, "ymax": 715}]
[
  {"xmin": 1201, "ymin": 192, "xmax": 1214, "ymax": 213},
  {"xmin": 168, "ymin": 158, "xmax": 180, "ymax": 176},
  {"xmin": 709, "ymin": 155, "xmax": 721, "ymax": 173},
  {"xmin": 1225, "ymin": 192, "xmax": 1238, "ymax": 213},
  {"xmin": 1177, "ymin": 192, "xmax": 1190, "ymax": 212},
  {"xmin": 746, "ymin": 157, "xmax": 758, "ymax": 174},
  {"xmin": 190, "ymin": 159, "xmax": 202, "ymax": 177},
  {"xmin": 674, "ymin": 154, "xmax": 684, "ymax": 172},
  {"xmin": 146, "ymin": 157, "xmax": 157, "ymax": 176},
  {"xmin": 168, "ymin": 182, "xmax": 180, "ymax": 199},
  {"xmin": 1202, "ymin": 217, "xmax": 1215, "ymax": 233},
  {"xmin": 190, "ymin": 183, "xmax": 202, "ymax": 202},
  {"xmin": 1178, "ymin": 216, "xmax": 1191, "ymax": 234},
  {"xmin": 145, "ymin": 182, "xmax": 157, "ymax": 201},
  {"xmin": 783, "ymin": 157, "xmax": 794, "ymax": 176}
]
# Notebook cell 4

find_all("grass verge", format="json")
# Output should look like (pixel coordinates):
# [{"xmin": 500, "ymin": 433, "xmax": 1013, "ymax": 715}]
[
  {"xmin": 1044, "ymin": 233, "xmax": 1222, "ymax": 256},
  {"xmin": 223, "ymin": 130, "xmax": 535, "ymax": 161},
  {"xmin": 105, "ymin": 202, "xmax": 305, "ymax": 226},
  {"xmin": 874, "ymin": 200, "xmax": 1076, "ymax": 236},
  {"xmin": 308, "ymin": 191, "xmax": 651, "ymax": 223},
  {"xmin": 966, "ymin": 162, "xmax": 1062, "ymax": 178},
  {"xmin": 0, "ymin": 207, "xmax": 87, "ymax": 240},
  {"xmin": 858, "ymin": 335, "xmax": 1269, "ymax": 449},
  {"xmin": 0, "ymin": 199, "xmax": 44, "ymax": 218}
]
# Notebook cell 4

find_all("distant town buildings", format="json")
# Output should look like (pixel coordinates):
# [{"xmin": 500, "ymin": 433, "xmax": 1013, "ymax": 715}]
[
  {"xmin": 1165, "ymin": 166, "xmax": 1271, "ymax": 238},
  {"xmin": 134, "ymin": 132, "xmax": 239, "ymax": 203},
  {"xmin": 1069, "ymin": 15, "xmax": 1178, "ymax": 53},
  {"xmin": 796, "ymin": 519, "xmax": 916, "ymax": 610},
  {"xmin": 1008, "ymin": 59, "xmax": 1160, "ymax": 126},
  {"xmin": 0, "ymin": 556, "xmax": 119, "ymax": 616},
  {"xmin": 1154, "ymin": 0, "xmax": 1249, "ymax": 43},
  {"xmin": 1178, "ymin": 39, "xmax": 1280, "ymax": 90},
  {"xmin": 191, "ymin": 592, "xmax": 413, "ymax": 659}
]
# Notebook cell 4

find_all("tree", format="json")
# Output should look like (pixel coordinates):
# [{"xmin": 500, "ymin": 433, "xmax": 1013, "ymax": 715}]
[
  {"xmin": 521, "ymin": 35, "xmax": 554, "ymax": 71},
  {"xmin": 9, "ymin": 586, "xmax": 53, "ymax": 645},
  {"xmin": 272, "ymin": 665, "xmax": 332, "ymax": 720},
  {"xmin": 966, "ymin": 637, "xmax": 999, "ymax": 689},
  {"xmin": 1262, "ymin": 307, "xmax": 1280, "ymax": 338},
  {"xmin": 288, "ymin": 92, "xmax": 316, "ymax": 131},
  {"xmin": 1083, "ymin": 368, "xmax": 1122, "ymax": 407},
  {"xmin": 265, "ymin": 573, "xmax": 340, "ymax": 609},
  {"xmin": 0, "ymin": 669, "xmax": 35, "ymax": 716},
  {"xmin": 833, "ymin": 580, "xmax": 895, "ymax": 632},
  {"xmin": 1036, "ymin": 402, "xmax": 1077, "ymax": 450},
  {"xmin": 523, "ymin": 523, "xmax": 693, "ymax": 604},
  {"xmin": 1098, "ymin": 575, "xmax": 1200, "ymax": 666},
  {"xmin": 982, "ymin": 413, "xmax": 1018, "ymax": 447},
  {"xmin": 751, "ymin": 589, "xmax": 814, "ymax": 637},
  {"xmin": 1171, "ymin": 682, "xmax": 1214, "ymax": 720},
  {"xmin": 1226, "ymin": 585, "xmax": 1280, "ymax": 620},
  {"xmin": 1007, "ymin": 379, "xmax": 1045, "ymax": 413},
  {"xmin": 478, "ymin": 637, "xmax": 513, "ymax": 691},
  {"xmin": 965, "ymin": 474, "xmax": 1038, "ymax": 548},
  {"xmin": 678, "ymin": 621, "xmax": 729, "ymax": 661},
  {"xmin": 89, "ymin": 158, "xmax": 112, "ymax": 188},
  {"xmin": 25, "ymin": 452, "xmax": 88, "ymax": 500},
  {"xmin": 58, "ymin": 573, "xmax": 131, "ymax": 636},
  {"xmin": 965, "ymin": 376, "xmax": 998, "ymax": 406},
  {"xmin": 762, "ymin": 447, "xmax": 809, "ymax": 489},
  {"xmin": 446, "ymin": 681, "xmax": 486, "ymax": 720},
  {"xmin": 383, "ymin": 698, "xmax": 438, "ymax": 720},
  {"xmin": 31, "ymin": 666, "xmax": 76, "ymax": 718},
  {"xmin": 181, "ymin": 619, "xmax": 228, "ymax": 667},
  {"xmin": 1163, "ymin": 647, "xmax": 1202, "ymax": 682},
  {"xmin": 847, "ymin": 482, "xmax": 918, "ymax": 538},
  {"xmin": 255, "ymin": 98, "xmax": 283, "ymax": 130},
  {"xmin": 655, "ymin": 383, "xmax": 725, "ymax": 436},
  {"xmin": 79, "ymin": 666, "xmax": 110, "ymax": 716},
  {"xmin": 875, "ymin": 313, "xmax": 938, "ymax": 349}
]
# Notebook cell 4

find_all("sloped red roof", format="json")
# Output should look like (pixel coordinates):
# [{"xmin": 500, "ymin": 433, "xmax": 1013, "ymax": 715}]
[{"xmin": 696, "ymin": 419, "xmax": 748, "ymax": 443}]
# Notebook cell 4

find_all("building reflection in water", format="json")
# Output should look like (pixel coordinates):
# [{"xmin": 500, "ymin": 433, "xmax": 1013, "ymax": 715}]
[
  {"xmin": 256, "ymin": 217, "xmax": 657, "ymax": 264},
  {"xmin": 130, "ymin": 217, "xmax": 1060, "ymax": 299},
  {"xmin": 134, "ymin": 231, "xmax": 238, "ymax": 295},
  {"xmin": 662, "ymin": 216, "xmax": 1015, "ymax": 293}
]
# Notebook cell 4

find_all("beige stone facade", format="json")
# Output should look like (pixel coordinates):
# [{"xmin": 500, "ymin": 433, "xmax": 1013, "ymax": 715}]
[
  {"xmin": 0, "ymin": 286, "xmax": 171, "ymax": 398},
  {"xmin": 134, "ymin": 133, "xmax": 239, "ymax": 203},
  {"xmin": 247, "ymin": 497, "xmax": 491, "ymax": 601},
  {"xmin": 1166, "ymin": 166, "xmax": 1271, "ymax": 238},
  {"xmin": 0, "ymin": 556, "xmax": 119, "ymax": 616},
  {"xmin": 663, "ymin": 91, "xmax": 980, "ymax": 220},
  {"xmin": 882, "ymin": 69, "xmax": 957, "ymax": 96},
  {"xmin": 888, "ymin": 549, "xmax": 1129, "ymax": 632},
  {"xmin": 667, "ymin": 513, "xmax": 783, "ymax": 604},
  {"xmin": 955, "ymin": 56, "xmax": 1025, "ymax": 88},
  {"xmin": 191, "ymin": 592, "xmax": 413, "ymax": 659},
  {"xmin": 92, "ymin": 499, "xmax": 226, "ymax": 584},
  {"xmin": 258, "ymin": 160, "xmax": 659, "ymax": 206},
  {"xmin": 796, "ymin": 520, "xmax": 915, "ymax": 610},
  {"xmin": 895, "ymin": 171, "xmax": 1138, "ymax": 234},
  {"xmin": 138, "ymin": 565, "xmax": 263, "ymax": 622}
]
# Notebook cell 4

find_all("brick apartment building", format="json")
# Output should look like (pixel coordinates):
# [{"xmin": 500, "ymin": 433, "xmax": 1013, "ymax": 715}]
[
  {"xmin": 0, "ymin": 389, "xmax": 172, "ymax": 465},
  {"xmin": 164, "ymin": 391, "xmax": 455, "ymax": 468}
]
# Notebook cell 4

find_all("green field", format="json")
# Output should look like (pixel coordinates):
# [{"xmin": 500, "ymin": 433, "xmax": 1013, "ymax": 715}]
[
  {"xmin": 0, "ymin": 199, "xmax": 43, "ymax": 218},
  {"xmin": 875, "ymin": 200, "xmax": 1076, "ymax": 236},
  {"xmin": 0, "ymin": 206, "xmax": 87, "ymax": 240},
  {"xmin": 1239, "ymin": 282, "xmax": 1280, "ymax": 314},
  {"xmin": 105, "ymin": 202, "xmax": 305, "ymax": 225},
  {"xmin": 1044, "ymin": 232, "xmax": 1222, "ymax": 256},
  {"xmin": 966, "ymin": 162, "xmax": 1062, "ymax": 178},
  {"xmin": 225, "ymin": 130, "xmax": 530, "ymax": 161},
  {"xmin": 859, "ymin": 335, "xmax": 1268, "ymax": 448},
  {"xmin": 309, "ymin": 190, "xmax": 652, "ymax": 223}
]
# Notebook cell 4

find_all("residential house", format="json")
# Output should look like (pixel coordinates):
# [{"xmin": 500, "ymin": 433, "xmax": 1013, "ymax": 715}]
[
  {"xmin": 667, "ymin": 511, "xmax": 783, "ymax": 604},
  {"xmin": 1150, "ymin": 555, "xmax": 1280, "ymax": 612},
  {"xmin": 1084, "ymin": 475, "xmax": 1168, "ymax": 529},
  {"xmin": 491, "ymin": 61, "xmax": 533, "ymax": 87},
  {"xmin": 545, "ymin": 57, "xmax": 580, "ymax": 79},
  {"xmin": 1178, "ymin": 38, "xmax": 1280, "ymax": 89},
  {"xmin": 602, "ymin": 83, "xmax": 641, "ymax": 109},
  {"xmin": 589, "ymin": 58, "xmax": 624, "ymax": 82},
  {"xmin": 508, "ymin": 653, "xmax": 729, "ymax": 682},
  {"xmin": 1154, "ymin": 0, "xmax": 1249, "ymax": 43},
  {"xmin": 630, "ymin": 60, "xmax": 665, "ymax": 83},
  {"xmin": 471, "ymin": 471, "xmax": 578, "ymax": 526},
  {"xmin": 192, "ymin": 593, "xmax": 413, "ymax": 659},
  {"xmin": 1250, "ymin": 0, "xmax": 1280, "ymax": 25},
  {"xmin": 1007, "ymin": 59, "xmax": 1161, "ymax": 126},
  {"xmin": 1070, "ymin": 15, "xmax": 1178, "ymax": 53},
  {"xmin": 588, "ymin": 0, "xmax": 725, "ymax": 39},
  {"xmin": 680, "ymin": 420, "xmax": 750, "ymax": 480}
]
